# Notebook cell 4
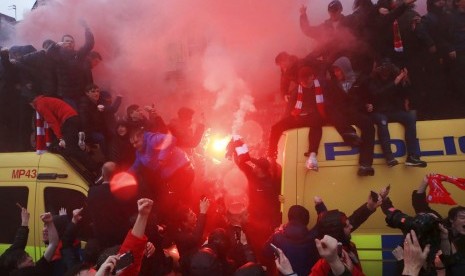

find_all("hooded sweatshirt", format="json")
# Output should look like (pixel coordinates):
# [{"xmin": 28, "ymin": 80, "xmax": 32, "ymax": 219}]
[{"xmin": 129, "ymin": 131, "xmax": 190, "ymax": 180}]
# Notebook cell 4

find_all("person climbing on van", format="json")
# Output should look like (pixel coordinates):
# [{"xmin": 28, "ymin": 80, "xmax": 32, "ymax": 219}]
[
  {"xmin": 325, "ymin": 56, "xmax": 376, "ymax": 176},
  {"xmin": 267, "ymin": 66, "xmax": 326, "ymax": 171}
]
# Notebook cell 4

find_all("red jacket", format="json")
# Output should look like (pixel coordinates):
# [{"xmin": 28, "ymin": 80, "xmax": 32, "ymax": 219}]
[
  {"xmin": 33, "ymin": 96, "xmax": 78, "ymax": 139},
  {"xmin": 118, "ymin": 229, "xmax": 148, "ymax": 276},
  {"xmin": 310, "ymin": 258, "xmax": 364, "ymax": 276},
  {"xmin": 310, "ymin": 243, "xmax": 365, "ymax": 276}
]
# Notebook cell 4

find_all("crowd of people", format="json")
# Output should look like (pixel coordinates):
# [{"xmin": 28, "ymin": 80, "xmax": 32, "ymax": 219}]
[
  {"xmin": 0, "ymin": 0, "xmax": 464, "ymax": 275},
  {"xmin": 270, "ymin": 0, "xmax": 465, "ymax": 176},
  {"xmin": 0, "ymin": 172, "xmax": 464, "ymax": 276}
]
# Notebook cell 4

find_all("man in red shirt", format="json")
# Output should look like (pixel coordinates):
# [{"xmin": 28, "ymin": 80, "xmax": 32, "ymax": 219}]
[{"xmin": 30, "ymin": 95, "xmax": 98, "ymax": 172}]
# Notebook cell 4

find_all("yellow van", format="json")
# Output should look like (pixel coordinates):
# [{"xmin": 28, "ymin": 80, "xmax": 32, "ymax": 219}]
[
  {"xmin": 0, "ymin": 152, "xmax": 91, "ymax": 261},
  {"xmin": 278, "ymin": 118, "xmax": 465, "ymax": 275}
]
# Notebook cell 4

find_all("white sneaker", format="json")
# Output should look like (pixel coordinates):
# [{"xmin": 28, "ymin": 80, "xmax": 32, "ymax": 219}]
[
  {"xmin": 305, "ymin": 153, "xmax": 318, "ymax": 171},
  {"xmin": 78, "ymin": 132, "xmax": 86, "ymax": 151}
]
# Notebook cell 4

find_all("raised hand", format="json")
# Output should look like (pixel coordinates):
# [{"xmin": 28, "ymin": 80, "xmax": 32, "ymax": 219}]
[
  {"xmin": 72, "ymin": 208, "xmax": 84, "ymax": 224},
  {"xmin": 402, "ymin": 230, "xmax": 430, "ymax": 276},
  {"xmin": 137, "ymin": 198, "xmax": 153, "ymax": 216},
  {"xmin": 59, "ymin": 207, "xmax": 67, "ymax": 216},
  {"xmin": 40, "ymin": 212, "xmax": 53, "ymax": 224},
  {"xmin": 199, "ymin": 197, "xmax": 210, "ymax": 214},
  {"xmin": 20, "ymin": 207, "xmax": 30, "ymax": 227}
]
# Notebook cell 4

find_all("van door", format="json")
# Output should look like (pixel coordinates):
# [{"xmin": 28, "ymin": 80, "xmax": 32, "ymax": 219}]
[{"xmin": 34, "ymin": 183, "xmax": 88, "ymax": 260}]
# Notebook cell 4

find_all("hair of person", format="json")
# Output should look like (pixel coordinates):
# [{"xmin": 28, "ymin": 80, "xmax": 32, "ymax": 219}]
[
  {"xmin": 448, "ymin": 206, "xmax": 465, "ymax": 222},
  {"xmin": 328, "ymin": 0, "xmax": 343, "ymax": 12},
  {"xmin": 115, "ymin": 119, "xmax": 129, "ymax": 129},
  {"xmin": 126, "ymin": 104, "xmax": 140, "ymax": 118},
  {"xmin": 61, "ymin": 34, "xmax": 74, "ymax": 42},
  {"xmin": 42, "ymin": 39, "xmax": 55, "ymax": 49},
  {"xmin": 129, "ymin": 128, "xmax": 144, "ymax": 140},
  {"xmin": 189, "ymin": 246, "xmax": 221, "ymax": 276},
  {"xmin": 287, "ymin": 205, "xmax": 310, "ymax": 226},
  {"xmin": 275, "ymin": 51, "xmax": 290, "ymax": 65},
  {"xmin": 85, "ymin": 83, "xmax": 99, "ymax": 93},
  {"xmin": 178, "ymin": 107, "xmax": 195, "ymax": 120},
  {"xmin": 207, "ymin": 228, "xmax": 231, "ymax": 258},
  {"xmin": 317, "ymin": 209, "xmax": 348, "ymax": 242},
  {"xmin": 298, "ymin": 66, "xmax": 315, "ymax": 82}
]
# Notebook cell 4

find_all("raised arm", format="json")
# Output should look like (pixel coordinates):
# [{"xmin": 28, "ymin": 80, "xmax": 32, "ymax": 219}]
[
  {"xmin": 412, "ymin": 174, "xmax": 437, "ymax": 214},
  {"xmin": 348, "ymin": 189, "xmax": 384, "ymax": 232},
  {"xmin": 77, "ymin": 20, "xmax": 95, "ymax": 59},
  {"xmin": 299, "ymin": 5, "xmax": 322, "ymax": 39},
  {"xmin": 41, "ymin": 212, "xmax": 59, "ymax": 262},
  {"xmin": 118, "ymin": 198, "xmax": 153, "ymax": 276},
  {"xmin": 60, "ymin": 208, "xmax": 83, "ymax": 270},
  {"xmin": 6, "ymin": 206, "xmax": 30, "ymax": 253}
]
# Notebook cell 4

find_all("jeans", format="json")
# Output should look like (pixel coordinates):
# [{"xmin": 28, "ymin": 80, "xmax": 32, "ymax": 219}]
[
  {"xmin": 268, "ymin": 114, "xmax": 323, "ymax": 154},
  {"xmin": 328, "ymin": 110, "xmax": 375, "ymax": 167},
  {"xmin": 371, "ymin": 110, "xmax": 419, "ymax": 160}
]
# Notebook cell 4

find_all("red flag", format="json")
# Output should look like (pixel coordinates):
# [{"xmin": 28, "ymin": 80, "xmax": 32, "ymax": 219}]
[
  {"xmin": 441, "ymin": 175, "xmax": 465, "ymax": 190},
  {"xmin": 426, "ymin": 175, "xmax": 456, "ymax": 205}
]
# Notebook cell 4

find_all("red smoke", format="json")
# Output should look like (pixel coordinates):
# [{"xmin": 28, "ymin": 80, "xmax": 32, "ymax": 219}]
[{"xmin": 12, "ymin": 0, "xmax": 426, "ymax": 133}]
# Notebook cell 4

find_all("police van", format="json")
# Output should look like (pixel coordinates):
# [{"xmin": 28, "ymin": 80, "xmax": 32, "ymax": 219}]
[
  {"xmin": 0, "ymin": 152, "xmax": 91, "ymax": 261},
  {"xmin": 278, "ymin": 118, "xmax": 465, "ymax": 275}
]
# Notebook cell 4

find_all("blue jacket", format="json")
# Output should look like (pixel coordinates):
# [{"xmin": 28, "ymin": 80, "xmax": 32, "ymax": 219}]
[{"xmin": 130, "ymin": 131, "xmax": 190, "ymax": 180}]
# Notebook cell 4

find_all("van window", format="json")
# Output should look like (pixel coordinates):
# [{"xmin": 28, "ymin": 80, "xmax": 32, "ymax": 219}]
[
  {"xmin": 0, "ymin": 187, "xmax": 28, "ymax": 243},
  {"xmin": 44, "ymin": 187, "xmax": 87, "ymax": 216}
]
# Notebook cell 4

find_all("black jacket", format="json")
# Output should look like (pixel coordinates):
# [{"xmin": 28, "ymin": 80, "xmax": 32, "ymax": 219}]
[
  {"xmin": 49, "ymin": 28, "xmax": 94, "ymax": 100},
  {"xmin": 78, "ymin": 95, "xmax": 106, "ymax": 136}
]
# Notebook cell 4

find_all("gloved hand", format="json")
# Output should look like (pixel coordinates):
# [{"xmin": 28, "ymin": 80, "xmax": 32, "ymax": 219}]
[{"xmin": 59, "ymin": 139, "xmax": 66, "ymax": 148}]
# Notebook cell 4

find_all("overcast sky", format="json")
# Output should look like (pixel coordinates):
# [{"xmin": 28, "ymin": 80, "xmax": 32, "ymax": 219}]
[{"xmin": 0, "ymin": 0, "xmax": 35, "ymax": 21}]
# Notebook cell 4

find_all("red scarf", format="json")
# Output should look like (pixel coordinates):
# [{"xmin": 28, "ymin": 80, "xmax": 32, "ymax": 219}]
[
  {"xmin": 427, "ymin": 174, "xmax": 465, "ymax": 205},
  {"xmin": 36, "ymin": 111, "xmax": 52, "ymax": 154},
  {"xmin": 393, "ymin": 20, "xmax": 404, "ymax": 52},
  {"xmin": 291, "ymin": 79, "xmax": 326, "ymax": 119}
]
